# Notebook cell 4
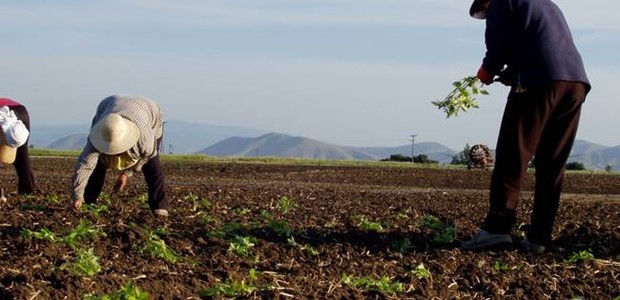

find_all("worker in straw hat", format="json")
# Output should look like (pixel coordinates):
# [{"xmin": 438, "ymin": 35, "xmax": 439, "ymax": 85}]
[
  {"xmin": 71, "ymin": 95, "xmax": 168, "ymax": 217},
  {"xmin": 461, "ymin": 0, "xmax": 590, "ymax": 253},
  {"xmin": 0, "ymin": 98, "xmax": 35, "ymax": 195}
]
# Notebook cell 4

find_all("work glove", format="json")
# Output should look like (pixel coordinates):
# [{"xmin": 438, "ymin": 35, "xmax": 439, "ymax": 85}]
[{"xmin": 477, "ymin": 65, "xmax": 494, "ymax": 85}]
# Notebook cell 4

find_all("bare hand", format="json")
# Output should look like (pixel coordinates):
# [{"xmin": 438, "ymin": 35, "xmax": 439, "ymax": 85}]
[
  {"xmin": 113, "ymin": 173, "xmax": 129, "ymax": 193},
  {"xmin": 72, "ymin": 198, "xmax": 84, "ymax": 210}
]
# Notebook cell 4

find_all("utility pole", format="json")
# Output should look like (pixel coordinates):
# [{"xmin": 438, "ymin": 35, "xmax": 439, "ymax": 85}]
[{"xmin": 410, "ymin": 134, "xmax": 417, "ymax": 163}]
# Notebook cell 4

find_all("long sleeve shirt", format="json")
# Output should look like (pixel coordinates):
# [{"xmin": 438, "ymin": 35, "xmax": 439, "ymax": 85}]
[
  {"xmin": 483, "ymin": 0, "xmax": 590, "ymax": 92},
  {"xmin": 72, "ymin": 95, "xmax": 164, "ymax": 200}
]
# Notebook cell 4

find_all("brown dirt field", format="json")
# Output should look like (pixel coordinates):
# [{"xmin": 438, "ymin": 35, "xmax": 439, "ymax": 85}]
[{"xmin": 0, "ymin": 157, "xmax": 619, "ymax": 299}]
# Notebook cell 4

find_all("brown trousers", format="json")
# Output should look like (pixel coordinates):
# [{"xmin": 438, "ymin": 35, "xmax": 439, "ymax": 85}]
[
  {"xmin": 484, "ymin": 81, "xmax": 587, "ymax": 245},
  {"xmin": 9, "ymin": 105, "xmax": 36, "ymax": 194}
]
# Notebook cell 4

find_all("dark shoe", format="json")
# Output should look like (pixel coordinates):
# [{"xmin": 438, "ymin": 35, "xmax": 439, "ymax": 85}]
[
  {"xmin": 153, "ymin": 209, "xmax": 169, "ymax": 217},
  {"xmin": 519, "ymin": 238, "xmax": 546, "ymax": 254},
  {"xmin": 462, "ymin": 230, "xmax": 512, "ymax": 249}
]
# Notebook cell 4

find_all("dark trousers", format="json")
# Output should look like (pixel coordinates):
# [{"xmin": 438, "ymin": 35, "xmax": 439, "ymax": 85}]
[
  {"xmin": 83, "ymin": 155, "xmax": 167, "ymax": 211},
  {"xmin": 484, "ymin": 81, "xmax": 587, "ymax": 245},
  {"xmin": 10, "ymin": 105, "xmax": 36, "ymax": 194}
]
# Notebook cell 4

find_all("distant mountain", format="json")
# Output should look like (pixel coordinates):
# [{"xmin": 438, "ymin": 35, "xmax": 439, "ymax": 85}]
[
  {"xmin": 32, "ymin": 122, "xmax": 620, "ymax": 170},
  {"xmin": 37, "ymin": 120, "xmax": 268, "ymax": 154},
  {"xmin": 568, "ymin": 140, "xmax": 620, "ymax": 170},
  {"xmin": 354, "ymin": 142, "xmax": 458, "ymax": 163},
  {"xmin": 161, "ymin": 120, "xmax": 268, "ymax": 154},
  {"xmin": 199, "ymin": 133, "xmax": 377, "ymax": 160},
  {"xmin": 47, "ymin": 133, "xmax": 88, "ymax": 150},
  {"xmin": 30, "ymin": 124, "xmax": 88, "ymax": 149},
  {"xmin": 571, "ymin": 139, "xmax": 608, "ymax": 154}
]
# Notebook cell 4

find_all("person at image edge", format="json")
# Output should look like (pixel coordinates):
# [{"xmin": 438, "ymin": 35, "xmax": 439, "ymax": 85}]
[{"xmin": 462, "ymin": 0, "xmax": 591, "ymax": 253}]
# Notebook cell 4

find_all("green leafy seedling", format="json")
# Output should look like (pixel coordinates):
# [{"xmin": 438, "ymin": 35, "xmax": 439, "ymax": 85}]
[
  {"xmin": 492, "ymin": 261, "xmax": 510, "ymax": 272},
  {"xmin": 269, "ymin": 219, "xmax": 293, "ymax": 237},
  {"xmin": 417, "ymin": 215, "xmax": 456, "ymax": 244},
  {"xmin": 276, "ymin": 196, "xmax": 296, "ymax": 215},
  {"xmin": 432, "ymin": 75, "xmax": 489, "ymax": 118},
  {"xmin": 200, "ymin": 269, "xmax": 262, "ymax": 298},
  {"xmin": 341, "ymin": 274, "xmax": 404, "ymax": 294},
  {"xmin": 144, "ymin": 229, "xmax": 181, "ymax": 263},
  {"xmin": 22, "ymin": 228, "xmax": 58, "ymax": 242},
  {"xmin": 200, "ymin": 280, "xmax": 257, "ymax": 298},
  {"xmin": 61, "ymin": 247, "xmax": 101, "ymax": 277},
  {"xmin": 43, "ymin": 194, "xmax": 61, "ymax": 204},
  {"xmin": 82, "ymin": 281, "xmax": 149, "ymax": 300},
  {"xmin": 411, "ymin": 263, "xmax": 431, "ymax": 280},
  {"xmin": 229, "ymin": 236, "xmax": 256, "ymax": 258},
  {"xmin": 82, "ymin": 203, "xmax": 109, "ymax": 217},
  {"xmin": 356, "ymin": 216, "xmax": 386, "ymax": 232},
  {"xmin": 390, "ymin": 237, "xmax": 413, "ymax": 253},
  {"xmin": 63, "ymin": 220, "xmax": 107, "ymax": 248},
  {"xmin": 287, "ymin": 236, "xmax": 319, "ymax": 256},
  {"xmin": 184, "ymin": 192, "xmax": 212, "ymax": 212},
  {"xmin": 565, "ymin": 250, "xmax": 595, "ymax": 264}
]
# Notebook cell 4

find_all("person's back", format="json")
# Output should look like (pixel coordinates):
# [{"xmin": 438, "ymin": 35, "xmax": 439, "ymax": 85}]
[
  {"xmin": 484, "ymin": 0, "xmax": 590, "ymax": 91},
  {"xmin": 0, "ymin": 98, "xmax": 36, "ymax": 194}
]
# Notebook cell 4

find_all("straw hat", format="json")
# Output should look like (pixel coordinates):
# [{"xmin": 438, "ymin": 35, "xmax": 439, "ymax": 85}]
[
  {"xmin": 469, "ymin": 0, "xmax": 490, "ymax": 19},
  {"xmin": 89, "ymin": 113, "xmax": 139, "ymax": 155}
]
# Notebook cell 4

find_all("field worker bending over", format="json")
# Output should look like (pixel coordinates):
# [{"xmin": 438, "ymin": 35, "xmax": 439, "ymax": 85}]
[
  {"xmin": 71, "ymin": 95, "xmax": 168, "ymax": 217},
  {"xmin": 462, "ymin": 0, "xmax": 590, "ymax": 253},
  {"xmin": 0, "ymin": 98, "xmax": 36, "ymax": 195}
]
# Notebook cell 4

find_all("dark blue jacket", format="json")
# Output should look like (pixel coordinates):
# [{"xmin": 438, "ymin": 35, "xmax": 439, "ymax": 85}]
[{"xmin": 483, "ymin": 0, "xmax": 590, "ymax": 92}]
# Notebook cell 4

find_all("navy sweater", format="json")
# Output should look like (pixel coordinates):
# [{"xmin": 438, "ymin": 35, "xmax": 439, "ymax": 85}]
[{"xmin": 483, "ymin": 0, "xmax": 590, "ymax": 92}]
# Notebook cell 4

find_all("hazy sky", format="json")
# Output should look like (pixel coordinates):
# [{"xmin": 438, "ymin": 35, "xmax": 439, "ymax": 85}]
[{"xmin": 0, "ymin": 0, "xmax": 618, "ymax": 149}]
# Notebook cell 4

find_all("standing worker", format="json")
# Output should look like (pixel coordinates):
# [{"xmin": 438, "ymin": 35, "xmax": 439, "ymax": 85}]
[
  {"xmin": 71, "ymin": 95, "xmax": 169, "ymax": 217},
  {"xmin": 0, "ymin": 98, "xmax": 35, "ymax": 195},
  {"xmin": 462, "ymin": 0, "xmax": 591, "ymax": 253}
]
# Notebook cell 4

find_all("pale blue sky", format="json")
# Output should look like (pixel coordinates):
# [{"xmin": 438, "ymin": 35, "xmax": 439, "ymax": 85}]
[{"xmin": 0, "ymin": 0, "xmax": 618, "ymax": 149}]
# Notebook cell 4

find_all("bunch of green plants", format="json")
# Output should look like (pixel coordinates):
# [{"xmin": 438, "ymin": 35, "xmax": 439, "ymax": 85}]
[
  {"xmin": 23, "ymin": 220, "xmax": 106, "ymax": 248},
  {"xmin": 390, "ymin": 237, "xmax": 413, "ymax": 253},
  {"xmin": 564, "ymin": 250, "xmax": 595, "ymax": 264},
  {"xmin": 229, "ymin": 235, "xmax": 257, "ymax": 258},
  {"xmin": 22, "ymin": 228, "xmax": 58, "ymax": 242},
  {"xmin": 233, "ymin": 207, "xmax": 251, "ymax": 216},
  {"xmin": 82, "ymin": 203, "xmax": 110, "ymax": 217},
  {"xmin": 416, "ymin": 215, "xmax": 456, "ymax": 244},
  {"xmin": 82, "ymin": 281, "xmax": 149, "ymax": 300},
  {"xmin": 269, "ymin": 219, "xmax": 293, "ymax": 238},
  {"xmin": 61, "ymin": 247, "xmax": 101, "ymax": 277},
  {"xmin": 206, "ymin": 221, "xmax": 249, "ymax": 239},
  {"xmin": 276, "ymin": 196, "xmax": 296, "ymax": 215},
  {"xmin": 410, "ymin": 263, "xmax": 431, "ymax": 280},
  {"xmin": 43, "ymin": 193, "xmax": 61, "ymax": 204},
  {"xmin": 144, "ymin": 229, "xmax": 181, "ymax": 263},
  {"xmin": 432, "ymin": 75, "xmax": 489, "ymax": 118},
  {"xmin": 64, "ymin": 220, "xmax": 107, "ymax": 248},
  {"xmin": 492, "ymin": 261, "xmax": 510, "ymax": 272},
  {"xmin": 200, "ymin": 269, "xmax": 262, "ymax": 298},
  {"xmin": 341, "ymin": 274, "xmax": 404, "ymax": 295},
  {"xmin": 135, "ymin": 193, "xmax": 148, "ymax": 205},
  {"xmin": 355, "ymin": 215, "xmax": 387, "ymax": 233},
  {"xmin": 287, "ymin": 236, "xmax": 319, "ymax": 256},
  {"xmin": 184, "ymin": 192, "xmax": 212, "ymax": 212}
]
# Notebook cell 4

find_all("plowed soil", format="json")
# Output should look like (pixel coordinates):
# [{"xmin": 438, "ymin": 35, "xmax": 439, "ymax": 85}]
[{"xmin": 0, "ymin": 157, "xmax": 619, "ymax": 299}]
